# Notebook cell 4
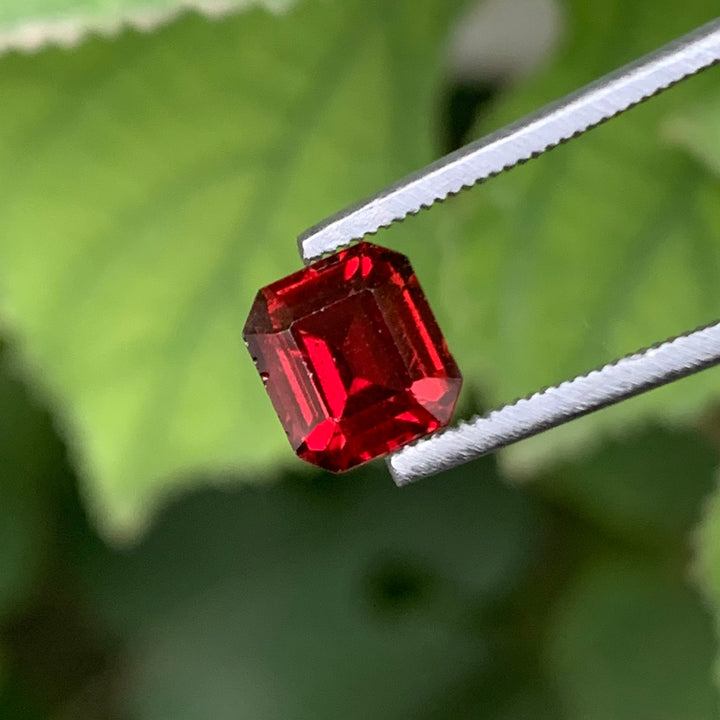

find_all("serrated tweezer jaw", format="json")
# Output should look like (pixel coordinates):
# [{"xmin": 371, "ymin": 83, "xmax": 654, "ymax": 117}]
[{"xmin": 298, "ymin": 17, "xmax": 720, "ymax": 485}]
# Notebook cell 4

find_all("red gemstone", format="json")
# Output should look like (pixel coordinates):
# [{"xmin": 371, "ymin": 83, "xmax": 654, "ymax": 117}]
[{"xmin": 243, "ymin": 242, "xmax": 462, "ymax": 472}]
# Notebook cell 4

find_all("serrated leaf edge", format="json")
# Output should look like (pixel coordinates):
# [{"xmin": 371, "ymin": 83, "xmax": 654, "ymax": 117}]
[{"xmin": 0, "ymin": 0, "xmax": 291, "ymax": 56}]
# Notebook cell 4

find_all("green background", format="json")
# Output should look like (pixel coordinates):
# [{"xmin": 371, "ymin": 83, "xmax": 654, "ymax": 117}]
[{"xmin": 0, "ymin": 0, "xmax": 719, "ymax": 716}]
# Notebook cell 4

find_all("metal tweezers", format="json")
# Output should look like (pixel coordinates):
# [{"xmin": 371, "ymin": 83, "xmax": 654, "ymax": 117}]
[{"xmin": 298, "ymin": 17, "xmax": 720, "ymax": 486}]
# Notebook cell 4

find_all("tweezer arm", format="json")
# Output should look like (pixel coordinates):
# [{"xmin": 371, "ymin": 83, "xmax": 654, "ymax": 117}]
[
  {"xmin": 383, "ymin": 18, "xmax": 720, "ymax": 483},
  {"xmin": 388, "ymin": 322, "xmax": 720, "ymax": 485},
  {"xmin": 297, "ymin": 16, "xmax": 720, "ymax": 483},
  {"xmin": 299, "ymin": 16, "xmax": 720, "ymax": 262}
]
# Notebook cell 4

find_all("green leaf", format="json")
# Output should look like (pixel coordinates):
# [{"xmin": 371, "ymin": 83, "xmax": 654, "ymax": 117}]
[
  {"xmin": 436, "ymin": 0, "xmax": 720, "ymax": 473},
  {"xmin": 0, "ymin": 645, "xmax": 5, "ymax": 698},
  {"xmin": 79, "ymin": 459, "xmax": 542, "ymax": 719},
  {"xmin": 0, "ymin": 0, "xmax": 469, "ymax": 537},
  {"xmin": 665, "ymin": 89, "xmax": 720, "ymax": 179},
  {"xmin": 0, "ymin": 487, "xmax": 44, "ymax": 619},
  {"xmin": 539, "ymin": 426, "xmax": 718, "ymax": 549},
  {"xmin": 0, "ymin": 345, "xmax": 60, "ymax": 618},
  {"xmin": 547, "ymin": 559, "xmax": 719, "ymax": 719},
  {"xmin": 695, "ymin": 477, "xmax": 720, "ymax": 690}
]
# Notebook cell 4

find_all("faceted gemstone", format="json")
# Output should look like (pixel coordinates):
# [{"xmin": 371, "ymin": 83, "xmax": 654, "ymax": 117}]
[{"xmin": 243, "ymin": 241, "xmax": 462, "ymax": 472}]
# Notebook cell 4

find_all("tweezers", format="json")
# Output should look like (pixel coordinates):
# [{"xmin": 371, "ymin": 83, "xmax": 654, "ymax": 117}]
[{"xmin": 298, "ymin": 17, "xmax": 720, "ymax": 486}]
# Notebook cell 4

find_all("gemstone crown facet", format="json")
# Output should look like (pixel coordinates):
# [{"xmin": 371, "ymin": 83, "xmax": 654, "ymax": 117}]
[{"xmin": 243, "ymin": 242, "xmax": 462, "ymax": 472}]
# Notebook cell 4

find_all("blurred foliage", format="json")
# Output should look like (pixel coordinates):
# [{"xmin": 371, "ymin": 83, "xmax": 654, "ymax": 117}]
[
  {"xmin": 0, "ymin": 0, "xmax": 719, "ymax": 717},
  {"xmin": 83, "ymin": 462, "xmax": 541, "ymax": 719},
  {"xmin": 0, "ymin": 0, "xmax": 718, "ymax": 538},
  {"xmin": 0, "ymin": 349, "xmax": 717, "ymax": 717},
  {"xmin": 547, "ymin": 560, "xmax": 718, "ymax": 720},
  {"xmin": 667, "ymin": 90, "xmax": 720, "ymax": 179},
  {"xmin": 537, "ymin": 426, "xmax": 718, "ymax": 548},
  {"xmin": 0, "ymin": 0, "xmax": 470, "ymax": 537},
  {"xmin": 443, "ymin": 0, "xmax": 720, "ymax": 474},
  {"xmin": 696, "ymin": 476, "xmax": 720, "ymax": 688},
  {"xmin": 0, "ymin": 345, "xmax": 60, "ymax": 618}
]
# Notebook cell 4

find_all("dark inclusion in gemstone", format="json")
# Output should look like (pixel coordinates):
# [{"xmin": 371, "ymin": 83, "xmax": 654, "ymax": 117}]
[{"xmin": 243, "ymin": 242, "xmax": 462, "ymax": 472}]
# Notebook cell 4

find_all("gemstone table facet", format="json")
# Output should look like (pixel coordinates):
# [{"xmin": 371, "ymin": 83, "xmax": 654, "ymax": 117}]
[{"xmin": 243, "ymin": 242, "xmax": 462, "ymax": 472}]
